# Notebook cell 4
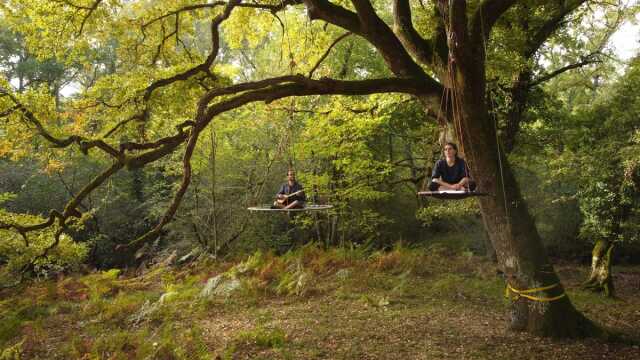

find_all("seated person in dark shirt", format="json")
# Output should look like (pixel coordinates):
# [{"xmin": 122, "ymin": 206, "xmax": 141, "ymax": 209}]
[
  {"xmin": 428, "ymin": 142, "xmax": 476, "ymax": 192},
  {"xmin": 273, "ymin": 169, "xmax": 306, "ymax": 209}
]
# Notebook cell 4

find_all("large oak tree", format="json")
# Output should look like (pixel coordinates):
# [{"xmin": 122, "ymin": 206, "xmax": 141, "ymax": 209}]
[{"xmin": 1, "ymin": 0, "xmax": 619, "ymax": 336}]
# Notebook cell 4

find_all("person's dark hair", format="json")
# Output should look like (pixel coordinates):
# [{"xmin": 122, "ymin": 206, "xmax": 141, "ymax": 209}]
[{"xmin": 443, "ymin": 142, "xmax": 459, "ymax": 158}]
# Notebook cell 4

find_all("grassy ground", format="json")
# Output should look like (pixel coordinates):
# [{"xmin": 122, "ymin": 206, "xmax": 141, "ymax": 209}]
[{"xmin": 1, "ymin": 244, "xmax": 639, "ymax": 359}]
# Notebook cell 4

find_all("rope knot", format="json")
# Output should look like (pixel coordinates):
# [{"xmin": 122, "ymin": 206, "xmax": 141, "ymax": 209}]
[{"xmin": 505, "ymin": 283, "xmax": 566, "ymax": 302}]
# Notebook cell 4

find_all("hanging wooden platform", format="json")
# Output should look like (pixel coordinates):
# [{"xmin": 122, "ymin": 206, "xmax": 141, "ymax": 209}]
[
  {"xmin": 247, "ymin": 204, "xmax": 333, "ymax": 212},
  {"xmin": 417, "ymin": 190, "xmax": 489, "ymax": 200}
]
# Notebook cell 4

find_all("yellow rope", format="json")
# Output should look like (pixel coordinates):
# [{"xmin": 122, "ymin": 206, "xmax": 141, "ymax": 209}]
[{"xmin": 505, "ymin": 283, "xmax": 566, "ymax": 302}]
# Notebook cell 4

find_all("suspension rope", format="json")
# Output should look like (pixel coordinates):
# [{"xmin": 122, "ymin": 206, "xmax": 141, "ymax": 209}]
[
  {"xmin": 287, "ymin": 55, "xmax": 297, "ymax": 170},
  {"xmin": 287, "ymin": 97, "xmax": 296, "ymax": 169},
  {"xmin": 251, "ymin": 112, "xmax": 291, "ymax": 204},
  {"xmin": 433, "ymin": 0, "xmax": 512, "ymax": 206},
  {"xmin": 438, "ymin": 4, "xmax": 476, "ymax": 180},
  {"xmin": 505, "ymin": 283, "xmax": 566, "ymax": 302},
  {"xmin": 478, "ymin": 6, "xmax": 511, "ymax": 227}
]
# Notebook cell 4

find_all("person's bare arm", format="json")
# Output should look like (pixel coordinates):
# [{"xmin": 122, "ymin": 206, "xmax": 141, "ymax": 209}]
[
  {"xmin": 455, "ymin": 177, "xmax": 470, "ymax": 189},
  {"xmin": 434, "ymin": 178, "xmax": 457, "ymax": 190}
]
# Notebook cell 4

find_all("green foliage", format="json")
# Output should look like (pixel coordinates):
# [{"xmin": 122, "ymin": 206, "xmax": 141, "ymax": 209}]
[
  {"xmin": 80, "ymin": 269, "xmax": 120, "ymax": 300},
  {"xmin": 0, "ymin": 24, "xmax": 70, "ymax": 100},
  {"xmin": 416, "ymin": 198, "xmax": 480, "ymax": 228},
  {"xmin": 222, "ymin": 325, "xmax": 286, "ymax": 359},
  {"xmin": 566, "ymin": 59, "xmax": 640, "ymax": 247},
  {"xmin": 0, "ymin": 314, "xmax": 22, "ymax": 347},
  {"xmin": 0, "ymin": 194, "xmax": 87, "ymax": 284},
  {"xmin": 579, "ymin": 181, "xmax": 619, "ymax": 240},
  {"xmin": 223, "ymin": 248, "xmax": 314, "ymax": 297},
  {"xmin": 0, "ymin": 339, "xmax": 23, "ymax": 360},
  {"xmin": 509, "ymin": 50, "xmax": 640, "ymax": 254},
  {"xmin": 273, "ymin": 262, "xmax": 310, "ymax": 296},
  {"xmin": 0, "ymin": 0, "xmax": 637, "ymax": 269},
  {"xmin": 236, "ymin": 326, "xmax": 286, "ymax": 348}
]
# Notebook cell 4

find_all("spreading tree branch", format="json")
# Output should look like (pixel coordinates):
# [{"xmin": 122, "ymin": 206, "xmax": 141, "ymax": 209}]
[
  {"xmin": 62, "ymin": 162, "xmax": 124, "ymax": 219},
  {"xmin": 102, "ymin": 112, "xmax": 145, "ymax": 138},
  {"xmin": 76, "ymin": 0, "xmax": 103, "ymax": 37},
  {"xmin": 303, "ymin": 0, "xmax": 362, "ymax": 35},
  {"xmin": 470, "ymin": 0, "xmax": 518, "ymax": 45},
  {"xmin": 392, "ymin": 0, "xmax": 434, "ymax": 66},
  {"xmin": 529, "ymin": 56, "xmax": 602, "ymax": 87},
  {"xmin": 124, "ymin": 74, "xmax": 442, "ymax": 247},
  {"xmin": 142, "ymin": 0, "xmax": 241, "ymax": 102},
  {"xmin": 201, "ymin": 76, "xmax": 440, "ymax": 123},
  {"xmin": 0, "ymin": 209, "xmax": 64, "ymax": 253},
  {"xmin": 0, "ymin": 87, "xmax": 122, "ymax": 160},
  {"xmin": 142, "ymin": 0, "xmax": 302, "ymax": 29},
  {"xmin": 308, "ymin": 32, "xmax": 353, "ymax": 78},
  {"xmin": 522, "ymin": 0, "xmax": 588, "ymax": 58},
  {"xmin": 52, "ymin": 0, "xmax": 104, "ymax": 37},
  {"xmin": 303, "ymin": 0, "xmax": 426, "ymax": 79}
]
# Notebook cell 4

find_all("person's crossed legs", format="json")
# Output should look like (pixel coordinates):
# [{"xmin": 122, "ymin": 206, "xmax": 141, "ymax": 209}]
[{"xmin": 428, "ymin": 180, "xmax": 476, "ymax": 192}]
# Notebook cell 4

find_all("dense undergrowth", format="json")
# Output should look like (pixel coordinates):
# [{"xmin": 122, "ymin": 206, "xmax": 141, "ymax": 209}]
[{"xmin": 1, "ymin": 243, "xmax": 638, "ymax": 359}]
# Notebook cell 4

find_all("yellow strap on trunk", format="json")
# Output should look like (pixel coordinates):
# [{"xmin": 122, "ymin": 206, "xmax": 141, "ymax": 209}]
[{"xmin": 505, "ymin": 283, "xmax": 566, "ymax": 302}]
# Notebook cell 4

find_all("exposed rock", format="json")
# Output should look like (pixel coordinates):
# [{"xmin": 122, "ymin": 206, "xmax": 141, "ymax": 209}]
[
  {"xmin": 129, "ymin": 300, "xmax": 158, "ymax": 325},
  {"xmin": 214, "ymin": 278, "xmax": 242, "ymax": 297},
  {"xmin": 129, "ymin": 289, "xmax": 180, "ymax": 325},
  {"xmin": 200, "ymin": 274, "xmax": 242, "ymax": 299},
  {"xmin": 335, "ymin": 269, "xmax": 351, "ymax": 281},
  {"xmin": 178, "ymin": 247, "xmax": 201, "ymax": 265}
]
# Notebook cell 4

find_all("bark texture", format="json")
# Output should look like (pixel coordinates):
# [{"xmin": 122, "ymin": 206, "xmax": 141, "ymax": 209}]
[{"xmin": 438, "ymin": 0, "xmax": 597, "ymax": 336}]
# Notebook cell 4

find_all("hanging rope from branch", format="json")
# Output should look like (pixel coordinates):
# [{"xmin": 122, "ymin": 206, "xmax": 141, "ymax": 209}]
[{"xmin": 478, "ymin": 6, "xmax": 510, "ymax": 226}]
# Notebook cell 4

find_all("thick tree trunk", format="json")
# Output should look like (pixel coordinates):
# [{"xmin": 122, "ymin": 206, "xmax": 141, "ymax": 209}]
[
  {"xmin": 445, "ymin": 50, "xmax": 597, "ymax": 337},
  {"xmin": 583, "ymin": 239, "xmax": 615, "ymax": 297},
  {"xmin": 475, "ymin": 155, "xmax": 595, "ymax": 337}
]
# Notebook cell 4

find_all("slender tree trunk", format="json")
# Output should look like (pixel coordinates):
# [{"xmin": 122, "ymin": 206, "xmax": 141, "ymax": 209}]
[
  {"xmin": 209, "ymin": 127, "xmax": 218, "ymax": 257},
  {"xmin": 581, "ymin": 164, "xmax": 637, "ymax": 298},
  {"xmin": 583, "ymin": 239, "xmax": 615, "ymax": 297}
]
